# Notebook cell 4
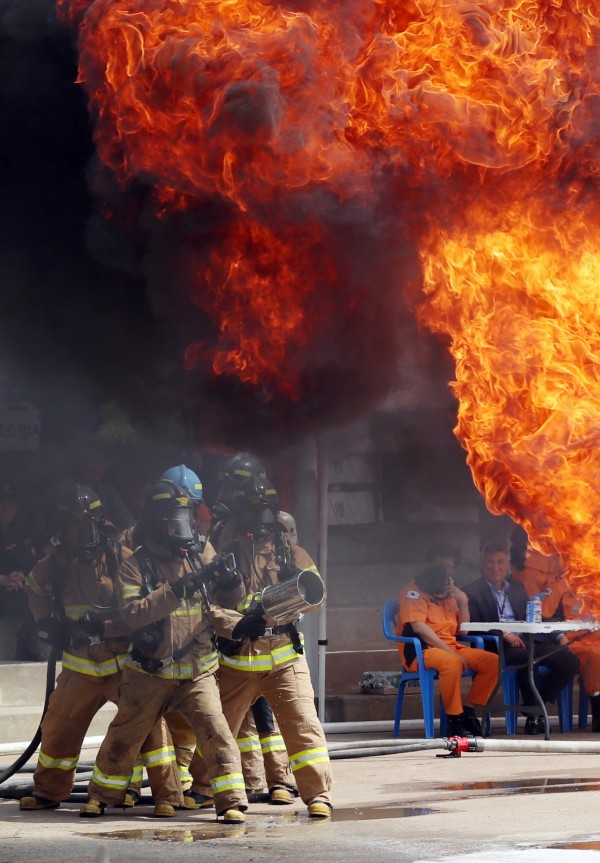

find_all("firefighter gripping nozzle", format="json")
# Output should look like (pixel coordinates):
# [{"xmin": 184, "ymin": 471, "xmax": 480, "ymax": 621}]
[{"xmin": 178, "ymin": 545, "xmax": 242, "ymax": 604}]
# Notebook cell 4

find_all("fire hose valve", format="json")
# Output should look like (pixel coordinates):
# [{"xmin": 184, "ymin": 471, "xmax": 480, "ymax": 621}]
[
  {"xmin": 437, "ymin": 734, "xmax": 479, "ymax": 758},
  {"xmin": 451, "ymin": 735, "xmax": 475, "ymax": 754}
]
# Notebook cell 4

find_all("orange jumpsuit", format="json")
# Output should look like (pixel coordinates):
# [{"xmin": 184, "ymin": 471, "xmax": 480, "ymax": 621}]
[
  {"xmin": 87, "ymin": 538, "xmax": 248, "ymax": 816},
  {"xmin": 25, "ymin": 546, "xmax": 179, "ymax": 805},
  {"xmin": 397, "ymin": 581, "xmax": 498, "ymax": 716},
  {"xmin": 513, "ymin": 547, "xmax": 600, "ymax": 696},
  {"xmin": 191, "ymin": 536, "xmax": 332, "ymax": 806}
]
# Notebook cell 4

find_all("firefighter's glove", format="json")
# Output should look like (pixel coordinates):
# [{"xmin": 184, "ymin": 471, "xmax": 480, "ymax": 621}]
[
  {"xmin": 36, "ymin": 616, "xmax": 71, "ymax": 650},
  {"xmin": 78, "ymin": 612, "xmax": 106, "ymax": 636},
  {"xmin": 231, "ymin": 611, "xmax": 267, "ymax": 642},
  {"xmin": 170, "ymin": 575, "xmax": 198, "ymax": 601},
  {"xmin": 277, "ymin": 563, "xmax": 302, "ymax": 583}
]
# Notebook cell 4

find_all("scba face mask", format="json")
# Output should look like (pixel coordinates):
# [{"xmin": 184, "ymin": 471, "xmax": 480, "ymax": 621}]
[
  {"xmin": 66, "ymin": 516, "xmax": 102, "ymax": 554},
  {"xmin": 162, "ymin": 508, "xmax": 195, "ymax": 550},
  {"xmin": 244, "ymin": 506, "xmax": 277, "ymax": 542}
]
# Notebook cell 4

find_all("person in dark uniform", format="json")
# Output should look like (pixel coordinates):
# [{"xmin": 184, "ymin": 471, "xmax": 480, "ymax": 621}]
[
  {"xmin": 465, "ymin": 541, "xmax": 580, "ymax": 734},
  {"xmin": 0, "ymin": 480, "xmax": 43, "ymax": 661}
]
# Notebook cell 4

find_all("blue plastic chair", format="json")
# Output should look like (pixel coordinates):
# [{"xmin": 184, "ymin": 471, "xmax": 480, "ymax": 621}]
[
  {"xmin": 477, "ymin": 633, "xmax": 573, "ymax": 734},
  {"xmin": 382, "ymin": 598, "xmax": 484, "ymax": 739}
]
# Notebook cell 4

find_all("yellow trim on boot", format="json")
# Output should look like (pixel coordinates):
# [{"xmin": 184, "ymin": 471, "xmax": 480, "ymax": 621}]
[
  {"xmin": 269, "ymin": 787, "xmax": 295, "ymax": 805},
  {"xmin": 308, "ymin": 800, "xmax": 332, "ymax": 818},
  {"xmin": 123, "ymin": 791, "xmax": 140, "ymax": 808},
  {"xmin": 153, "ymin": 803, "xmax": 177, "ymax": 817},
  {"xmin": 220, "ymin": 808, "xmax": 246, "ymax": 824},
  {"xmin": 79, "ymin": 797, "xmax": 105, "ymax": 818},
  {"xmin": 19, "ymin": 795, "xmax": 60, "ymax": 811},
  {"xmin": 183, "ymin": 791, "xmax": 214, "ymax": 810}
]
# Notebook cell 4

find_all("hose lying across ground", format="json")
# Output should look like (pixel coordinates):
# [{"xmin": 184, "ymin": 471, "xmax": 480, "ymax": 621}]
[{"xmin": 4, "ymin": 733, "xmax": 600, "ymax": 801}]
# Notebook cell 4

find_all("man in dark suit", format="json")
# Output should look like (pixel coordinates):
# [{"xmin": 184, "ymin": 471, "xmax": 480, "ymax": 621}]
[{"xmin": 465, "ymin": 541, "xmax": 579, "ymax": 734}]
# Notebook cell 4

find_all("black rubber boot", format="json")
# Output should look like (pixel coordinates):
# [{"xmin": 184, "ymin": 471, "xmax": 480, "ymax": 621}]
[
  {"xmin": 589, "ymin": 694, "xmax": 600, "ymax": 732},
  {"xmin": 446, "ymin": 714, "xmax": 469, "ymax": 736},
  {"xmin": 461, "ymin": 706, "xmax": 482, "ymax": 736}
]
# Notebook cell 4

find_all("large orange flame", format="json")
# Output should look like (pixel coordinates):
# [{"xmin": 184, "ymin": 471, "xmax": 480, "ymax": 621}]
[{"xmin": 61, "ymin": 0, "xmax": 600, "ymax": 608}]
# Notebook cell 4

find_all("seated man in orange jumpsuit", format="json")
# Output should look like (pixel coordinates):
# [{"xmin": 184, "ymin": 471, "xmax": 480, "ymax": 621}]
[
  {"xmin": 511, "ymin": 525, "xmax": 600, "ymax": 731},
  {"xmin": 397, "ymin": 562, "xmax": 499, "ymax": 736}
]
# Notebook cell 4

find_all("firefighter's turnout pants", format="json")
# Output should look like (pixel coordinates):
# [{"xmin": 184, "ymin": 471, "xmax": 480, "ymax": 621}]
[
  {"xmin": 191, "ymin": 656, "xmax": 332, "ymax": 805},
  {"xmin": 236, "ymin": 696, "xmax": 295, "ymax": 793},
  {"xmin": 88, "ymin": 667, "xmax": 247, "ymax": 815},
  {"xmin": 31, "ymin": 667, "xmax": 179, "ymax": 804}
]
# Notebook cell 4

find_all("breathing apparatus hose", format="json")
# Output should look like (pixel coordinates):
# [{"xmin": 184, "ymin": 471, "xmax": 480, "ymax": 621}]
[{"xmin": 0, "ymin": 646, "xmax": 59, "ymax": 785}]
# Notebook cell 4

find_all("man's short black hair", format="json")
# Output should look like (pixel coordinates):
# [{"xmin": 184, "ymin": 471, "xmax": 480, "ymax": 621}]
[
  {"xmin": 415, "ymin": 563, "xmax": 450, "ymax": 597},
  {"xmin": 426, "ymin": 542, "xmax": 461, "ymax": 566}
]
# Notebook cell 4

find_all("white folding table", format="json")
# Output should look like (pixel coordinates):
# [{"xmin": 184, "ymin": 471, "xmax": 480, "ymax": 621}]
[{"xmin": 462, "ymin": 620, "xmax": 600, "ymax": 739}]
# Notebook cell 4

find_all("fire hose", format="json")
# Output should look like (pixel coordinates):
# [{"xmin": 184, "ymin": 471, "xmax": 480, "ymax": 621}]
[{"xmin": 5, "ymin": 729, "xmax": 600, "ymax": 801}]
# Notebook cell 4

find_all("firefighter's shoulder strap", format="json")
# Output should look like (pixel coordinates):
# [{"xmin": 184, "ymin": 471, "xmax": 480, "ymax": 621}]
[
  {"xmin": 133, "ymin": 545, "xmax": 158, "ymax": 596},
  {"xmin": 104, "ymin": 536, "xmax": 123, "ymax": 582}
]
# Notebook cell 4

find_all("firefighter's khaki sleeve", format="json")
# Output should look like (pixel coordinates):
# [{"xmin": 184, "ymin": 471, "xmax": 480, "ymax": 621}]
[
  {"xmin": 25, "ymin": 555, "xmax": 55, "ymax": 622},
  {"xmin": 117, "ymin": 556, "xmax": 181, "ymax": 632},
  {"xmin": 204, "ymin": 604, "xmax": 244, "ymax": 640}
]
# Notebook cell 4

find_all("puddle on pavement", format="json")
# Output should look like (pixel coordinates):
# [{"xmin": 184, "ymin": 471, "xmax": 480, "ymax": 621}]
[
  {"xmin": 90, "ymin": 805, "xmax": 439, "ymax": 842},
  {"xmin": 435, "ymin": 777, "xmax": 600, "ymax": 798}
]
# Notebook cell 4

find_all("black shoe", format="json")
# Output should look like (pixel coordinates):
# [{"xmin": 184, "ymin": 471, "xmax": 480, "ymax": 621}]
[
  {"xmin": 590, "ymin": 694, "xmax": 600, "ymax": 732},
  {"xmin": 15, "ymin": 640, "xmax": 45, "ymax": 662},
  {"xmin": 446, "ymin": 715, "xmax": 470, "ymax": 737},
  {"xmin": 246, "ymin": 790, "xmax": 270, "ymax": 804},
  {"xmin": 524, "ymin": 715, "xmax": 546, "ymax": 735},
  {"xmin": 461, "ymin": 708, "xmax": 482, "ymax": 736}
]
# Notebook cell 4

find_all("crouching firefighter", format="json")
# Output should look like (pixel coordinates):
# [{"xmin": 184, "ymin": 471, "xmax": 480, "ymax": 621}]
[
  {"xmin": 192, "ymin": 476, "xmax": 334, "ymax": 819},
  {"xmin": 20, "ymin": 484, "xmax": 181, "ymax": 815},
  {"xmin": 81, "ymin": 479, "xmax": 249, "ymax": 824}
]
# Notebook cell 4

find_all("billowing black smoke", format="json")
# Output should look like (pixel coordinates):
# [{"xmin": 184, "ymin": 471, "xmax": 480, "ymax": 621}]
[{"xmin": 0, "ymin": 0, "xmax": 437, "ymax": 453}]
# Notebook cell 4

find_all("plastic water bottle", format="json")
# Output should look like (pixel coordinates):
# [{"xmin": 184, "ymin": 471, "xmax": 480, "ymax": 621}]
[{"xmin": 526, "ymin": 596, "xmax": 543, "ymax": 623}]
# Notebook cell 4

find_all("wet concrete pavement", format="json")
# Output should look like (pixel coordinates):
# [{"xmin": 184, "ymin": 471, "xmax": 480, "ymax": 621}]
[{"xmin": 2, "ymin": 732, "xmax": 600, "ymax": 863}]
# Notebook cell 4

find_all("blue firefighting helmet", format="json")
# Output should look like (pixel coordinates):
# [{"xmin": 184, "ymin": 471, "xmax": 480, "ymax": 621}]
[{"xmin": 161, "ymin": 465, "xmax": 203, "ymax": 500}]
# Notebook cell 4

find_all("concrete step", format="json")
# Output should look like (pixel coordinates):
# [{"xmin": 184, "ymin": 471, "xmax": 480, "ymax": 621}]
[{"xmin": 0, "ymin": 661, "xmax": 117, "ymax": 746}]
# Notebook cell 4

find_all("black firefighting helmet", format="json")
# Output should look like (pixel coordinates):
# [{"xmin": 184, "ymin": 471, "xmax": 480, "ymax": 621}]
[
  {"xmin": 56, "ymin": 484, "xmax": 104, "ymax": 553},
  {"xmin": 140, "ymin": 480, "xmax": 194, "ymax": 552},
  {"xmin": 215, "ymin": 452, "xmax": 267, "ymax": 515},
  {"xmin": 236, "ymin": 476, "xmax": 279, "ymax": 542}
]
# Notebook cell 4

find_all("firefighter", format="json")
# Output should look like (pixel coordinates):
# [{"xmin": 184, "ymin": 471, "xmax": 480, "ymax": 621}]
[
  {"xmin": 117, "ymin": 465, "xmax": 211, "ymax": 807},
  {"xmin": 0, "ymin": 480, "xmax": 41, "ymax": 661},
  {"xmin": 204, "ymin": 455, "xmax": 297, "ymax": 807},
  {"xmin": 193, "ymin": 475, "xmax": 333, "ymax": 819},
  {"xmin": 19, "ymin": 484, "xmax": 181, "ymax": 815},
  {"xmin": 80, "ymin": 480, "xmax": 248, "ymax": 824}
]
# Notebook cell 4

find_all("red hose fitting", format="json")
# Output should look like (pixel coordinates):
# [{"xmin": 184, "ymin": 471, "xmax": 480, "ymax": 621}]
[{"xmin": 447, "ymin": 735, "xmax": 477, "ymax": 754}]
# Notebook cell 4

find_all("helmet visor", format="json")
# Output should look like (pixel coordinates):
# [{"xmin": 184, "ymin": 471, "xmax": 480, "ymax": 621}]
[
  {"xmin": 165, "ymin": 509, "xmax": 194, "ymax": 544},
  {"xmin": 65, "ymin": 517, "xmax": 101, "ymax": 552},
  {"xmin": 243, "ymin": 506, "xmax": 276, "ymax": 541}
]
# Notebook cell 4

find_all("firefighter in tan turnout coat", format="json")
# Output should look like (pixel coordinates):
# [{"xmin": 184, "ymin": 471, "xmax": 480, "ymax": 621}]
[
  {"xmin": 81, "ymin": 479, "xmax": 249, "ymax": 824},
  {"xmin": 19, "ymin": 484, "xmax": 180, "ymax": 815},
  {"xmin": 195, "ymin": 476, "xmax": 333, "ymax": 819}
]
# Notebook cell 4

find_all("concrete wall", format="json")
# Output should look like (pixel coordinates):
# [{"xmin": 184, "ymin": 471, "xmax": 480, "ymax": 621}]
[{"xmin": 310, "ymin": 405, "xmax": 513, "ymax": 698}]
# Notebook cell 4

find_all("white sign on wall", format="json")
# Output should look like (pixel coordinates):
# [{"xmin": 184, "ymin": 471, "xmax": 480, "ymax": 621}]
[{"xmin": 328, "ymin": 454, "xmax": 377, "ymax": 525}]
